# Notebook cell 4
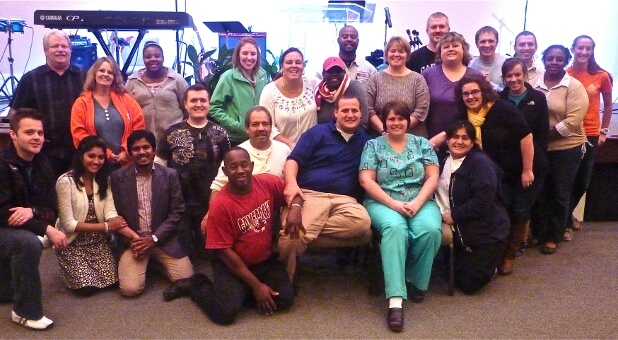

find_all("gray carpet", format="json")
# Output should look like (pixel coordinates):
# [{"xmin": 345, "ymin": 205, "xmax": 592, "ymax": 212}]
[{"xmin": 1, "ymin": 222, "xmax": 617, "ymax": 339}]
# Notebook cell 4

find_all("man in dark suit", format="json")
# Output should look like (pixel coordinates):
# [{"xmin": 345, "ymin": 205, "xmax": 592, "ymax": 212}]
[{"xmin": 111, "ymin": 130, "xmax": 193, "ymax": 297}]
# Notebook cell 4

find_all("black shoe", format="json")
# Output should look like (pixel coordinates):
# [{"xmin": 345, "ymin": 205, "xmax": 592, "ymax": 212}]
[
  {"xmin": 387, "ymin": 307, "xmax": 404, "ymax": 332},
  {"xmin": 163, "ymin": 277, "xmax": 192, "ymax": 302},
  {"xmin": 406, "ymin": 282, "xmax": 425, "ymax": 303}
]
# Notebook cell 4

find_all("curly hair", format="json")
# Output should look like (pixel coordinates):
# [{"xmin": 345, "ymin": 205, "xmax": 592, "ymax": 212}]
[
  {"xmin": 541, "ymin": 45, "xmax": 571, "ymax": 65},
  {"xmin": 454, "ymin": 74, "xmax": 499, "ymax": 112}
]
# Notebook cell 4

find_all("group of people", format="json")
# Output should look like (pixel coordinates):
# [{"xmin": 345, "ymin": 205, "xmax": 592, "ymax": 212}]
[{"xmin": 0, "ymin": 9, "xmax": 613, "ymax": 333}]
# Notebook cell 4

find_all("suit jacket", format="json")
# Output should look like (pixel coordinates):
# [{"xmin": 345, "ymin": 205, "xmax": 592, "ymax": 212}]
[{"xmin": 110, "ymin": 163, "xmax": 186, "ymax": 258}]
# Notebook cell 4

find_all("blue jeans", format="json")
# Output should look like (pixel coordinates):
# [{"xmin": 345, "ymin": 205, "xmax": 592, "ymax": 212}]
[
  {"xmin": 0, "ymin": 228, "xmax": 44, "ymax": 319},
  {"xmin": 502, "ymin": 176, "xmax": 545, "ymax": 224},
  {"xmin": 534, "ymin": 145, "xmax": 583, "ymax": 244},
  {"xmin": 569, "ymin": 136, "xmax": 597, "ymax": 226}
]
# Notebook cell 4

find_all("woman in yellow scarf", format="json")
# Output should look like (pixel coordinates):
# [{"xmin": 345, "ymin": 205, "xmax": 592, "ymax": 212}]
[{"xmin": 455, "ymin": 74, "xmax": 536, "ymax": 276}]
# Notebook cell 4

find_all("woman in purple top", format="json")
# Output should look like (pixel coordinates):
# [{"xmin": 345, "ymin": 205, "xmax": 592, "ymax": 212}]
[{"xmin": 422, "ymin": 32, "xmax": 482, "ymax": 155}]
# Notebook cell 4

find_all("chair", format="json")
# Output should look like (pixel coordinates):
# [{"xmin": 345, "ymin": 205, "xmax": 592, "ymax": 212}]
[{"xmin": 368, "ymin": 223, "xmax": 455, "ymax": 296}]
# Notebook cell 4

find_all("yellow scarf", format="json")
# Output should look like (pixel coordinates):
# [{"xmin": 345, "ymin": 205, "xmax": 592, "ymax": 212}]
[{"xmin": 467, "ymin": 101, "xmax": 494, "ymax": 149}]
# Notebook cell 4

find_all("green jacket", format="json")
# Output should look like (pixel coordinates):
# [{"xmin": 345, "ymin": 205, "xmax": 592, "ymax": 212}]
[{"xmin": 209, "ymin": 67, "xmax": 268, "ymax": 142}]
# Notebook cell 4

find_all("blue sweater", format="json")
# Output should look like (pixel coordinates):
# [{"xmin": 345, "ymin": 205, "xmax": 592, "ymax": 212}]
[{"xmin": 288, "ymin": 121, "xmax": 370, "ymax": 200}]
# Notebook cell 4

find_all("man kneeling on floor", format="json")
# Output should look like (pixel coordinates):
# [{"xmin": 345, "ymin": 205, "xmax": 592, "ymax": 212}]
[{"xmin": 163, "ymin": 147, "xmax": 303, "ymax": 325}]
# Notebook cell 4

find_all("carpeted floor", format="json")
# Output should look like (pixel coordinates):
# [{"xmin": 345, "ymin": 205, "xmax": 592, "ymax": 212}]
[{"xmin": 1, "ymin": 222, "xmax": 617, "ymax": 339}]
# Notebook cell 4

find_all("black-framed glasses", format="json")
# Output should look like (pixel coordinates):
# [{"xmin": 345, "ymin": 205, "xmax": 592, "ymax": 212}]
[{"xmin": 461, "ymin": 89, "xmax": 481, "ymax": 98}]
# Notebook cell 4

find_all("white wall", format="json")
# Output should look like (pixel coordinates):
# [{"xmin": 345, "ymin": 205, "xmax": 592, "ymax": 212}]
[{"xmin": 0, "ymin": 0, "xmax": 616, "ymax": 101}]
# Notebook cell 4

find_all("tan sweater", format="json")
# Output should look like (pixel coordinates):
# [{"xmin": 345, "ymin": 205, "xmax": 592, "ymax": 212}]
[{"xmin": 534, "ymin": 72, "xmax": 588, "ymax": 151}]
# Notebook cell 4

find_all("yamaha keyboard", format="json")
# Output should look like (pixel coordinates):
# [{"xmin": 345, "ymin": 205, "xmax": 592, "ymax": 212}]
[
  {"xmin": 34, "ymin": 10, "xmax": 193, "ymax": 30},
  {"xmin": 34, "ymin": 10, "xmax": 194, "ymax": 76}
]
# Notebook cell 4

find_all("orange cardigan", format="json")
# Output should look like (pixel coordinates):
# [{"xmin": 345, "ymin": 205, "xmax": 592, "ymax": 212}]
[{"xmin": 71, "ymin": 90, "xmax": 145, "ymax": 162}]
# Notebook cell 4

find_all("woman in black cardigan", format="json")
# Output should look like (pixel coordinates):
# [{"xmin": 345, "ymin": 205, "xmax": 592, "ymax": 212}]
[
  {"xmin": 435, "ymin": 120, "xmax": 509, "ymax": 294},
  {"xmin": 455, "ymin": 74, "xmax": 536, "ymax": 276}
]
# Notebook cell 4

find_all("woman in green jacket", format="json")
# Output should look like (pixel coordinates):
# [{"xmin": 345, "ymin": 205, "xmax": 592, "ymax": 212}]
[{"xmin": 209, "ymin": 37, "xmax": 268, "ymax": 146}]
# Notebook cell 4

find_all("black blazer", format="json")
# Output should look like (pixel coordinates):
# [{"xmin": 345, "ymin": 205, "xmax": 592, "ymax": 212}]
[{"xmin": 110, "ymin": 163, "xmax": 187, "ymax": 258}]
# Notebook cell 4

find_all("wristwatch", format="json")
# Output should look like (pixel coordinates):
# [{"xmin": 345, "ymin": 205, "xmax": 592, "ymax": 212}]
[
  {"xmin": 600, "ymin": 128, "xmax": 609, "ymax": 135},
  {"xmin": 151, "ymin": 234, "xmax": 159, "ymax": 243}
]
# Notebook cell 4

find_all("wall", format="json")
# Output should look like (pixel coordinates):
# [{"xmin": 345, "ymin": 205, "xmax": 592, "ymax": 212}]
[{"xmin": 0, "ymin": 0, "xmax": 616, "ymax": 101}]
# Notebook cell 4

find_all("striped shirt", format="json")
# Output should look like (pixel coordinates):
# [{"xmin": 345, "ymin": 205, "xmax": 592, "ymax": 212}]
[
  {"xmin": 136, "ymin": 167, "xmax": 154, "ymax": 235},
  {"xmin": 10, "ymin": 64, "xmax": 86, "ymax": 155}
]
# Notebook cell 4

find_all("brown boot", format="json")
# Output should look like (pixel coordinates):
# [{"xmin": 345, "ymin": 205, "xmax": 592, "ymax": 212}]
[{"xmin": 498, "ymin": 256, "xmax": 514, "ymax": 276}]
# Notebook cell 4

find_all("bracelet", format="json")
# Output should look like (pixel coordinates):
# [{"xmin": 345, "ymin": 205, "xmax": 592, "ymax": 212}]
[
  {"xmin": 104, "ymin": 222, "xmax": 109, "ymax": 233},
  {"xmin": 291, "ymin": 203, "xmax": 302, "ymax": 209}
]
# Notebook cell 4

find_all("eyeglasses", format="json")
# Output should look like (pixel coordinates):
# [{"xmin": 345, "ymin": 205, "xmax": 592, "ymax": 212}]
[
  {"xmin": 461, "ymin": 89, "xmax": 481, "ymax": 98},
  {"xmin": 97, "ymin": 69, "xmax": 114, "ymax": 75}
]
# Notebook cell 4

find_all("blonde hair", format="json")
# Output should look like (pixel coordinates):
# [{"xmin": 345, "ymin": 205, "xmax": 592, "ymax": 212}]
[
  {"xmin": 385, "ymin": 36, "xmax": 411, "ymax": 60},
  {"xmin": 83, "ymin": 57, "xmax": 126, "ymax": 94},
  {"xmin": 435, "ymin": 32, "xmax": 473, "ymax": 66}
]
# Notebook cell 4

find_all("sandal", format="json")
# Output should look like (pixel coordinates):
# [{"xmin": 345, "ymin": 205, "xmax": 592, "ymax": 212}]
[
  {"xmin": 571, "ymin": 215, "xmax": 583, "ymax": 230},
  {"xmin": 541, "ymin": 242, "xmax": 557, "ymax": 255}
]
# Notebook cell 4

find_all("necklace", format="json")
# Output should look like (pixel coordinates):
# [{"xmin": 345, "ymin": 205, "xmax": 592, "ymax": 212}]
[{"xmin": 281, "ymin": 79, "xmax": 302, "ymax": 97}]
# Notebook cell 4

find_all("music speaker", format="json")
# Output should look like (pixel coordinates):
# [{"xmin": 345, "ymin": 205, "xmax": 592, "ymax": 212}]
[{"xmin": 71, "ymin": 43, "xmax": 98, "ymax": 70}]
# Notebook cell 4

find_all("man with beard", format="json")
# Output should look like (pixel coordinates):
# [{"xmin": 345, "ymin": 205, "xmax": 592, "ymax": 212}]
[
  {"xmin": 203, "ymin": 106, "xmax": 290, "ymax": 235},
  {"xmin": 10, "ymin": 31, "xmax": 87, "ymax": 177},
  {"xmin": 406, "ymin": 12, "xmax": 451, "ymax": 74}
]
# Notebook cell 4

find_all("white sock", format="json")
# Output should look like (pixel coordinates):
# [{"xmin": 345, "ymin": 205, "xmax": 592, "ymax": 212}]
[{"xmin": 389, "ymin": 297, "xmax": 403, "ymax": 308}]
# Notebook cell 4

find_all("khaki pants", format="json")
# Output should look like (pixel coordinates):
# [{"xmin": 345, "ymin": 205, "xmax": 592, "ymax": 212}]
[
  {"xmin": 118, "ymin": 246, "xmax": 194, "ymax": 297},
  {"xmin": 278, "ymin": 189, "xmax": 371, "ymax": 281}
]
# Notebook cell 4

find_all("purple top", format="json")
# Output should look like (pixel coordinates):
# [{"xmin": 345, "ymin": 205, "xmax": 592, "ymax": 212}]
[{"xmin": 422, "ymin": 65, "xmax": 482, "ymax": 138}]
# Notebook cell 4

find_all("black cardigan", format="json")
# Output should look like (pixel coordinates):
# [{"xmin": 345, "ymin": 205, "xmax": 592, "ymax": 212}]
[{"xmin": 442, "ymin": 148, "xmax": 510, "ymax": 246}]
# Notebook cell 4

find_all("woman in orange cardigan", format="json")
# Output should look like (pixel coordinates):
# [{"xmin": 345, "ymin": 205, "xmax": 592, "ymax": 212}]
[{"xmin": 71, "ymin": 56, "xmax": 145, "ymax": 167}]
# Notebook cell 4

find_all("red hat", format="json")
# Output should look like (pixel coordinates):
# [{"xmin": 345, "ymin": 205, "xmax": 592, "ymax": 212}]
[{"xmin": 323, "ymin": 57, "xmax": 346, "ymax": 71}]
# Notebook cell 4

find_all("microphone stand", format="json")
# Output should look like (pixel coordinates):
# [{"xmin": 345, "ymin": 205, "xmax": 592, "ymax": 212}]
[{"xmin": 0, "ymin": 28, "xmax": 20, "ymax": 100}]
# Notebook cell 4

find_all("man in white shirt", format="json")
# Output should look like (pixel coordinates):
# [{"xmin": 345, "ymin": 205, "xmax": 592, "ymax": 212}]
[
  {"xmin": 202, "ymin": 106, "xmax": 291, "ymax": 231},
  {"xmin": 514, "ymin": 31, "xmax": 544, "ymax": 85}
]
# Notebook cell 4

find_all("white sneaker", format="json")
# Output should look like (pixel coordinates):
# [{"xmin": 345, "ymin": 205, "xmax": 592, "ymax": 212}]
[
  {"xmin": 11, "ymin": 310, "xmax": 54, "ymax": 330},
  {"xmin": 37, "ymin": 235, "xmax": 51, "ymax": 248}
]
